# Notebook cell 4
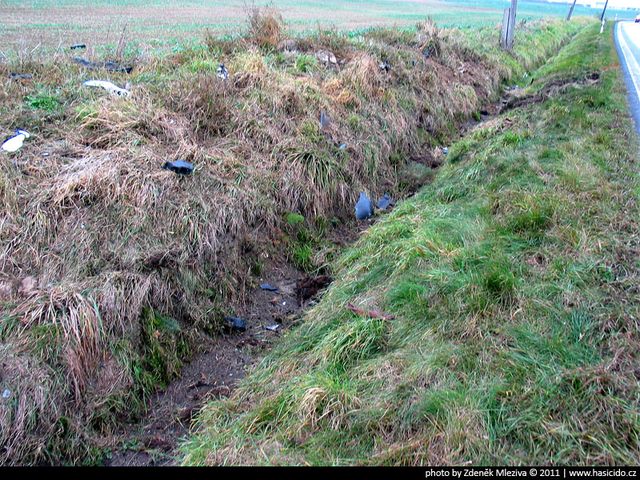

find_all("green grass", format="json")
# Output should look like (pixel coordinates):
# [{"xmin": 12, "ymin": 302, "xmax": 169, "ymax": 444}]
[{"xmin": 182, "ymin": 24, "xmax": 640, "ymax": 465}]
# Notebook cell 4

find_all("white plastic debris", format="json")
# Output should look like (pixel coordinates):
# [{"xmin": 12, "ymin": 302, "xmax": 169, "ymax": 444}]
[
  {"xmin": 84, "ymin": 80, "xmax": 130, "ymax": 97},
  {"xmin": 217, "ymin": 63, "xmax": 228, "ymax": 80},
  {"xmin": 2, "ymin": 389, "xmax": 10, "ymax": 399},
  {"xmin": 265, "ymin": 324, "xmax": 280, "ymax": 332},
  {"xmin": 2, "ymin": 130, "xmax": 30, "ymax": 153}
]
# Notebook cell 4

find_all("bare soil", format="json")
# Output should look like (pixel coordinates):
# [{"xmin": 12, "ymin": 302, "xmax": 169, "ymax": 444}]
[
  {"xmin": 105, "ymin": 223, "xmax": 363, "ymax": 466},
  {"xmin": 105, "ymin": 261, "xmax": 303, "ymax": 466}
]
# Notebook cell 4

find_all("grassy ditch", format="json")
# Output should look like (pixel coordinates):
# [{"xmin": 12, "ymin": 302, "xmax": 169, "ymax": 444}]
[
  {"xmin": 0, "ymin": 10, "xmax": 584, "ymax": 465},
  {"xmin": 182, "ymin": 23, "xmax": 640, "ymax": 465}
]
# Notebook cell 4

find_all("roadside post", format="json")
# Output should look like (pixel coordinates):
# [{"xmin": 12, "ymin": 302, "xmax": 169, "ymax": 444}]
[
  {"xmin": 566, "ymin": 0, "xmax": 577, "ymax": 21},
  {"xmin": 500, "ymin": 0, "xmax": 518, "ymax": 50},
  {"xmin": 600, "ymin": 0, "xmax": 609, "ymax": 33}
]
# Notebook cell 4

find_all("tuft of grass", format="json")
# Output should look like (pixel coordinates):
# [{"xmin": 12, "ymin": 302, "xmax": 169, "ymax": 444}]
[
  {"xmin": 182, "ymin": 23, "xmax": 640, "ymax": 466},
  {"xmin": 246, "ymin": 4, "xmax": 284, "ymax": 50},
  {"xmin": 26, "ymin": 90, "xmax": 60, "ymax": 112}
]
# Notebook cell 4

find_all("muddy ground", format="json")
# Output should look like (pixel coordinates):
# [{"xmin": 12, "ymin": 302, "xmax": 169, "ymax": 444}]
[{"xmin": 105, "ymin": 225, "xmax": 361, "ymax": 466}]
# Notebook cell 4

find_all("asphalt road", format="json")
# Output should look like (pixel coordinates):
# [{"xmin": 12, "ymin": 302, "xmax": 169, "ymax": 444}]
[{"xmin": 614, "ymin": 21, "xmax": 640, "ymax": 132}]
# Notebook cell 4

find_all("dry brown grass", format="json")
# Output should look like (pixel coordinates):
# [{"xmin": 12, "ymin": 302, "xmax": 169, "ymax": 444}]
[{"xmin": 246, "ymin": 4, "xmax": 284, "ymax": 50}]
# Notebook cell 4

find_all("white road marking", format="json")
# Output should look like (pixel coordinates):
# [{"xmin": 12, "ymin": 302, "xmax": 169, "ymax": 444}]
[{"xmin": 617, "ymin": 23, "xmax": 640, "ymax": 102}]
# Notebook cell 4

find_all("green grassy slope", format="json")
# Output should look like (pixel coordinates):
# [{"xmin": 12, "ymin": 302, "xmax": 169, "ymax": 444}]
[{"xmin": 182, "ymin": 23, "xmax": 640, "ymax": 465}]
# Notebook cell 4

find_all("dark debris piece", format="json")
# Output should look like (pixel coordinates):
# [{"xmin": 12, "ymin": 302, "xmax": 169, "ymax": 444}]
[
  {"xmin": 73, "ymin": 56, "xmax": 133, "ymax": 74},
  {"xmin": 376, "ymin": 193, "xmax": 393, "ymax": 210},
  {"xmin": 295, "ymin": 275, "xmax": 333, "ymax": 304},
  {"xmin": 9, "ymin": 73, "xmax": 33, "ymax": 80},
  {"xmin": 223, "ymin": 316, "xmax": 247, "ymax": 332},
  {"xmin": 319, "ymin": 110, "xmax": 331, "ymax": 130},
  {"xmin": 260, "ymin": 283, "xmax": 279, "ymax": 292},
  {"xmin": 162, "ymin": 160, "xmax": 194, "ymax": 175},
  {"xmin": 70, "ymin": 44, "xmax": 87, "ymax": 50}
]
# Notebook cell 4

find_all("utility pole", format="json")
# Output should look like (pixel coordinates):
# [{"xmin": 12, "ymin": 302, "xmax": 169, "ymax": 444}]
[
  {"xmin": 566, "ymin": 0, "xmax": 577, "ymax": 21},
  {"xmin": 600, "ymin": 0, "xmax": 609, "ymax": 22}
]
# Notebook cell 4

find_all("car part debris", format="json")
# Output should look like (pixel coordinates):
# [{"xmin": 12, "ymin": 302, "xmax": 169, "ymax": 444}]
[
  {"xmin": 73, "ymin": 56, "xmax": 133, "ymax": 74},
  {"xmin": 295, "ymin": 275, "xmax": 332, "ymax": 304},
  {"xmin": 2, "ymin": 389, "xmax": 10, "ymax": 399},
  {"xmin": 379, "ymin": 60, "xmax": 391, "ymax": 72},
  {"xmin": 83, "ymin": 80, "xmax": 130, "ymax": 97},
  {"xmin": 9, "ymin": 72, "xmax": 32, "ymax": 80},
  {"xmin": 355, "ymin": 192, "xmax": 374, "ymax": 220},
  {"xmin": 2, "ymin": 130, "xmax": 30, "ymax": 153},
  {"xmin": 376, "ymin": 193, "xmax": 393, "ymax": 210},
  {"xmin": 442, "ymin": 147, "xmax": 449, "ymax": 155},
  {"xmin": 260, "ymin": 283, "xmax": 279, "ymax": 292},
  {"xmin": 319, "ymin": 110, "xmax": 331, "ymax": 130},
  {"xmin": 162, "ymin": 160, "xmax": 194, "ymax": 175},
  {"xmin": 223, "ymin": 316, "xmax": 247, "ymax": 332},
  {"xmin": 338, "ymin": 143, "xmax": 347, "ymax": 150},
  {"xmin": 347, "ymin": 302, "xmax": 395, "ymax": 320},
  {"xmin": 70, "ymin": 44, "xmax": 86, "ymax": 50},
  {"xmin": 264, "ymin": 324, "xmax": 280, "ymax": 332},
  {"xmin": 217, "ymin": 63, "xmax": 229, "ymax": 80}
]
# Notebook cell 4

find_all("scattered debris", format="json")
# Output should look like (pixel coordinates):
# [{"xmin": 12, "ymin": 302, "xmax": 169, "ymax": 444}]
[
  {"xmin": 421, "ymin": 40, "xmax": 439, "ymax": 59},
  {"xmin": 2, "ymin": 130, "xmax": 30, "ymax": 153},
  {"xmin": 442, "ymin": 147, "xmax": 449, "ymax": 155},
  {"xmin": 355, "ymin": 192, "xmax": 374, "ymax": 220},
  {"xmin": 376, "ymin": 193, "xmax": 393, "ymax": 210},
  {"xmin": 216, "ymin": 63, "xmax": 229, "ymax": 80},
  {"xmin": 162, "ymin": 160, "xmax": 194, "ymax": 175},
  {"xmin": 295, "ymin": 275, "xmax": 332, "ymax": 305},
  {"xmin": 338, "ymin": 143, "xmax": 347, "ymax": 150},
  {"xmin": 319, "ymin": 110, "xmax": 331, "ymax": 130},
  {"xmin": 9, "ymin": 72, "xmax": 32, "ymax": 80},
  {"xmin": 260, "ymin": 283, "xmax": 279, "ymax": 292},
  {"xmin": 264, "ymin": 324, "xmax": 280, "ymax": 332},
  {"xmin": 70, "ymin": 44, "xmax": 87, "ymax": 50},
  {"xmin": 379, "ymin": 60, "xmax": 391, "ymax": 73},
  {"xmin": 347, "ymin": 303, "xmax": 395, "ymax": 321},
  {"xmin": 223, "ymin": 316, "xmax": 247, "ymax": 332},
  {"xmin": 316, "ymin": 50, "xmax": 337, "ymax": 66},
  {"xmin": 83, "ymin": 80, "xmax": 130, "ymax": 97},
  {"xmin": 73, "ymin": 57, "xmax": 133, "ymax": 74},
  {"xmin": 1, "ymin": 389, "xmax": 10, "ymax": 399}
]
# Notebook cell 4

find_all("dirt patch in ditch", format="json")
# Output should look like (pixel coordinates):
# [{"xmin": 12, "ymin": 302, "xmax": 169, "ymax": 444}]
[
  {"xmin": 105, "ymin": 262, "xmax": 303, "ymax": 466},
  {"xmin": 105, "ymin": 222, "xmax": 365, "ymax": 466}
]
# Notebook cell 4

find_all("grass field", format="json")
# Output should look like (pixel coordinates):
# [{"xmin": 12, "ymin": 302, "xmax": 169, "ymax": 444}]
[
  {"xmin": 182, "ymin": 22, "xmax": 640, "ymax": 465},
  {"xmin": 0, "ymin": 0, "xmax": 635, "ymax": 56}
]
